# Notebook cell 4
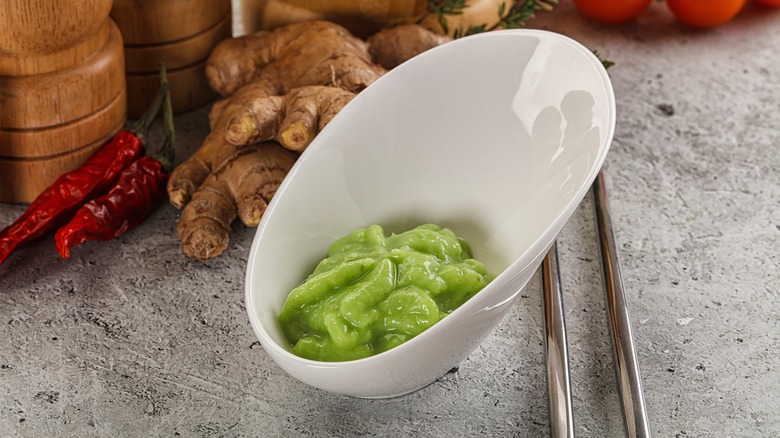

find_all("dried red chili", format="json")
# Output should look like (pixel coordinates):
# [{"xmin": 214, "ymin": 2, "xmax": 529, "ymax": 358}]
[
  {"xmin": 55, "ymin": 63, "xmax": 176, "ymax": 259},
  {"xmin": 0, "ymin": 74, "xmax": 169, "ymax": 266},
  {"xmin": 55, "ymin": 156, "xmax": 169, "ymax": 258},
  {"xmin": 0, "ymin": 132, "xmax": 143, "ymax": 265}
]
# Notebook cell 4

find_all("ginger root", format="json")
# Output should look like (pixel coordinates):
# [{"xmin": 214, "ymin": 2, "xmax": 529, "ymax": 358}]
[
  {"xmin": 177, "ymin": 142, "xmax": 296, "ymax": 261},
  {"xmin": 205, "ymin": 20, "xmax": 386, "ymax": 97},
  {"xmin": 169, "ymin": 20, "xmax": 449, "ymax": 261},
  {"xmin": 226, "ymin": 85, "xmax": 355, "ymax": 150},
  {"xmin": 367, "ymin": 24, "xmax": 451, "ymax": 69}
]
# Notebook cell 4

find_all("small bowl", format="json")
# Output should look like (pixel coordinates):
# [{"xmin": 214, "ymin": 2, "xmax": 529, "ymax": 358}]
[{"xmin": 245, "ymin": 29, "xmax": 615, "ymax": 398}]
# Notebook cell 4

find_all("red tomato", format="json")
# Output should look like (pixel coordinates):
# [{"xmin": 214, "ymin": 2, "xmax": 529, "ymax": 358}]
[
  {"xmin": 755, "ymin": 0, "xmax": 780, "ymax": 6},
  {"xmin": 666, "ymin": 0, "xmax": 746, "ymax": 28},
  {"xmin": 573, "ymin": 0, "xmax": 652, "ymax": 24}
]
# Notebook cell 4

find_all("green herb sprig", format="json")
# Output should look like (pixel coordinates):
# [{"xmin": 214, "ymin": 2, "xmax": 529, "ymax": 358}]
[
  {"xmin": 426, "ymin": 0, "xmax": 469, "ymax": 34},
  {"xmin": 427, "ymin": 0, "xmax": 559, "ymax": 38},
  {"xmin": 592, "ymin": 50, "xmax": 615, "ymax": 70},
  {"xmin": 425, "ymin": 1, "xmax": 614, "ymax": 69},
  {"xmin": 493, "ymin": 0, "xmax": 558, "ymax": 31}
]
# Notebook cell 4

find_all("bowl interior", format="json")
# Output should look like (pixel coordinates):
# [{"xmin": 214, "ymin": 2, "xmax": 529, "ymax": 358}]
[{"xmin": 247, "ymin": 30, "xmax": 615, "ymax": 358}]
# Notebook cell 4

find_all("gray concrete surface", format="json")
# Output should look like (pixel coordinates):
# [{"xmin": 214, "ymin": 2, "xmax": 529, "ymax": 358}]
[{"xmin": 2, "ymin": 2, "xmax": 779, "ymax": 437}]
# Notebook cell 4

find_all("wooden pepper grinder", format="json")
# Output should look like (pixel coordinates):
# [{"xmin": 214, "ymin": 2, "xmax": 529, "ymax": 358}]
[
  {"xmin": 110, "ymin": 0, "xmax": 233, "ymax": 117},
  {"xmin": 0, "ymin": 0, "xmax": 126, "ymax": 204}
]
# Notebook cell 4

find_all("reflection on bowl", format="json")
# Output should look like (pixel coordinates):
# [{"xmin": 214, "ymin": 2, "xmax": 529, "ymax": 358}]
[{"xmin": 245, "ymin": 29, "xmax": 616, "ymax": 398}]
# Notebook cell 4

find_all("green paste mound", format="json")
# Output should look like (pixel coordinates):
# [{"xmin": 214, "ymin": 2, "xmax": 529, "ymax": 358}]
[{"xmin": 278, "ymin": 224, "xmax": 494, "ymax": 362}]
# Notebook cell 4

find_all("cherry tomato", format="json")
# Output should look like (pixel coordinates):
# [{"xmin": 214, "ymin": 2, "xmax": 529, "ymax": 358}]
[
  {"xmin": 666, "ymin": 0, "xmax": 746, "ymax": 28},
  {"xmin": 754, "ymin": 0, "xmax": 780, "ymax": 6},
  {"xmin": 573, "ymin": 0, "xmax": 652, "ymax": 24}
]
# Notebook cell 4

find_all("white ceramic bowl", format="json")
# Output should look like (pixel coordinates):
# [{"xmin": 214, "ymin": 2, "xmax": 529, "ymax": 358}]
[{"xmin": 245, "ymin": 29, "xmax": 615, "ymax": 398}]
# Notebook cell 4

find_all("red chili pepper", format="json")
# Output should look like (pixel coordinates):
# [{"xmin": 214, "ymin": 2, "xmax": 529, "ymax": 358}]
[
  {"xmin": 55, "ymin": 156, "xmax": 169, "ymax": 259},
  {"xmin": 55, "ymin": 63, "xmax": 176, "ymax": 259},
  {"xmin": 0, "ymin": 67, "xmax": 170, "ymax": 267},
  {"xmin": 0, "ymin": 132, "xmax": 143, "ymax": 265}
]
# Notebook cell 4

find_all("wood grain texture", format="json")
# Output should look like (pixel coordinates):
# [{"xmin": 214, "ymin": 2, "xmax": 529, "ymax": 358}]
[
  {"xmin": 0, "ymin": 20, "xmax": 110, "ymax": 76},
  {"xmin": 126, "ymin": 60, "xmax": 217, "ymax": 117},
  {"xmin": 111, "ymin": 0, "xmax": 231, "ymax": 45},
  {"xmin": 0, "ymin": 0, "xmax": 112, "ymax": 56},
  {"xmin": 0, "ymin": 126, "xmax": 122, "ymax": 204},
  {"xmin": 123, "ymin": 13, "xmax": 232, "ymax": 73},
  {"xmin": 0, "ymin": 20, "xmax": 125, "ymax": 130},
  {"xmin": 0, "ymin": 90, "xmax": 127, "ymax": 159}
]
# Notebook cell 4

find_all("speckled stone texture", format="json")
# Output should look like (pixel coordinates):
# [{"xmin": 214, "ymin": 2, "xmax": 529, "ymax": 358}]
[{"xmin": 1, "ymin": 2, "xmax": 779, "ymax": 437}]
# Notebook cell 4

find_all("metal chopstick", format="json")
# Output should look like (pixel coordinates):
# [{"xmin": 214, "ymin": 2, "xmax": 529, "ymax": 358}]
[
  {"xmin": 542, "ymin": 242, "xmax": 575, "ymax": 438},
  {"xmin": 592, "ymin": 171, "xmax": 652, "ymax": 438}
]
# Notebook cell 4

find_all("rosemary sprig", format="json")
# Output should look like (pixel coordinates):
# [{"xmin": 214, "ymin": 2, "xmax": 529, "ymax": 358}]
[
  {"xmin": 491, "ymin": 0, "xmax": 558, "ymax": 31},
  {"xmin": 427, "ymin": 1, "xmax": 614, "ymax": 70},
  {"xmin": 427, "ymin": 0, "xmax": 469, "ymax": 34},
  {"xmin": 592, "ymin": 50, "xmax": 615, "ymax": 70},
  {"xmin": 428, "ymin": 1, "xmax": 559, "ymax": 38},
  {"xmin": 452, "ymin": 23, "xmax": 486, "ymax": 39}
]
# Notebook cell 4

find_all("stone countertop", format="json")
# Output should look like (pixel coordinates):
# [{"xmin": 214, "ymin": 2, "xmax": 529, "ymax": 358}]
[{"xmin": 1, "ymin": 2, "xmax": 779, "ymax": 437}]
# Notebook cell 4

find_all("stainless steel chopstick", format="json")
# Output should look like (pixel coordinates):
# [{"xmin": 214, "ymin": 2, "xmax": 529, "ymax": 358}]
[
  {"xmin": 542, "ymin": 242, "xmax": 575, "ymax": 438},
  {"xmin": 592, "ymin": 171, "xmax": 652, "ymax": 438}
]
